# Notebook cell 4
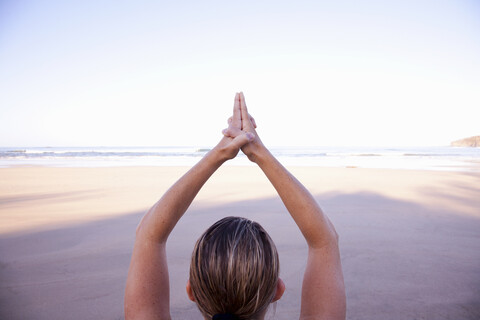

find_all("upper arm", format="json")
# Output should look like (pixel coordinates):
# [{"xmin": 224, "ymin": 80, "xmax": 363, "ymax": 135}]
[
  {"xmin": 125, "ymin": 237, "xmax": 171, "ymax": 320},
  {"xmin": 300, "ymin": 242, "xmax": 346, "ymax": 320}
]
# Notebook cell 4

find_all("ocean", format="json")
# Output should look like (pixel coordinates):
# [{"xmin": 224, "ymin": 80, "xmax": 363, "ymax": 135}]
[{"xmin": 1, "ymin": 146, "xmax": 479, "ymax": 172}]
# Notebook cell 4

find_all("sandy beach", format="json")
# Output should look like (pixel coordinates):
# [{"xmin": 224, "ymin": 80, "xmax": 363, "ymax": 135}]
[{"xmin": 0, "ymin": 165, "xmax": 479, "ymax": 319}]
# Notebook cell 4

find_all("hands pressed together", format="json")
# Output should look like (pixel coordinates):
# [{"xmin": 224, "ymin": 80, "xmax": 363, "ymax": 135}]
[
  {"xmin": 125, "ymin": 91, "xmax": 346, "ymax": 320},
  {"xmin": 214, "ymin": 92, "xmax": 266, "ymax": 162}
]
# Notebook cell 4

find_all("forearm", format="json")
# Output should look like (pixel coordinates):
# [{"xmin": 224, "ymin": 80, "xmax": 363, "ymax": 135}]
[
  {"xmin": 136, "ymin": 149, "xmax": 225, "ymax": 244},
  {"xmin": 255, "ymin": 148, "xmax": 338, "ymax": 248}
]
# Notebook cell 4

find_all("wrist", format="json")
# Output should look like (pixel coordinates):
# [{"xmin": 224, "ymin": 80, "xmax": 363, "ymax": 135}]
[
  {"xmin": 208, "ymin": 145, "xmax": 230, "ymax": 166},
  {"xmin": 247, "ymin": 144, "xmax": 270, "ymax": 165}
]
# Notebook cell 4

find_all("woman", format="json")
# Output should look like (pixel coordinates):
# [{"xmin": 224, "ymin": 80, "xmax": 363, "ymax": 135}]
[{"xmin": 125, "ymin": 93, "xmax": 346, "ymax": 320}]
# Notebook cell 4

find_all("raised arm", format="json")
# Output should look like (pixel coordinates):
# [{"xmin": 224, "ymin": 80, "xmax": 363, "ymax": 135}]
[
  {"xmin": 225, "ymin": 93, "xmax": 346, "ymax": 320},
  {"xmin": 125, "ymin": 93, "xmax": 253, "ymax": 320}
]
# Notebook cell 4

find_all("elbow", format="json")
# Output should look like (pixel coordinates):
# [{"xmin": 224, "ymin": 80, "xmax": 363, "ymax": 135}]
[
  {"xmin": 134, "ymin": 208, "xmax": 155, "ymax": 240},
  {"xmin": 135, "ymin": 220, "xmax": 144, "ymax": 237},
  {"xmin": 134, "ymin": 213, "xmax": 169, "ymax": 244},
  {"xmin": 332, "ymin": 225, "xmax": 340, "ymax": 243},
  {"xmin": 135, "ymin": 215, "xmax": 148, "ymax": 239},
  {"xmin": 328, "ymin": 226, "xmax": 340, "ymax": 250},
  {"xmin": 133, "ymin": 213, "xmax": 153, "ymax": 243},
  {"xmin": 327, "ymin": 216, "xmax": 340, "ymax": 244},
  {"xmin": 326, "ymin": 228, "xmax": 340, "ymax": 248},
  {"xmin": 307, "ymin": 225, "xmax": 340, "ymax": 250}
]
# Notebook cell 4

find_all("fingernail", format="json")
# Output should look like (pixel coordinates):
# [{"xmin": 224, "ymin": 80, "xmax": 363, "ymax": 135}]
[
  {"xmin": 246, "ymin": 132, "xmax": 254, "ymax": 141},
  {"xmin": 222, "ymin": 129, "xmax": 227, "ymax": 135}
]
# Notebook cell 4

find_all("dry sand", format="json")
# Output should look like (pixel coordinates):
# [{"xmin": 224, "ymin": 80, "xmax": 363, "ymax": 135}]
[{"xmin": 0, "ymin": 166, "xmax": 479, "ymax": 319}]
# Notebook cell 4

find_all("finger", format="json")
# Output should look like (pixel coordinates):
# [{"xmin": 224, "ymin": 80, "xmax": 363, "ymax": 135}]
[
  {"xmin": 239, "ymin": 92, "xmax": 252, "ymax": 130},
  {"xmin": 222, "ymin": 127, "xmax": 242, "ymax": 137},
  {"xmin": 229, "ymin": 132, "xmax": 254, "ymax": 150},
  {"xmin": 250, "ymin": 115, "xmax": 257, "ymax": 128},
  {"xmin": 228, "ymin": 117, "xmax": 232, "ymax": 125},
  {"xmin": 232, "ymin": 92, "xmax": 241, "ymax": 129}
]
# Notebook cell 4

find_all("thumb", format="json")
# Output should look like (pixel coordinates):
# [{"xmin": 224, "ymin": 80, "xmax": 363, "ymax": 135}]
[
  {"xmin": 229, "ymin": 132, "xmax": 254, "ymax": 149},
  {"xmin": 222, "ymin": 127, "xmax": 242, "ymax": 137}
]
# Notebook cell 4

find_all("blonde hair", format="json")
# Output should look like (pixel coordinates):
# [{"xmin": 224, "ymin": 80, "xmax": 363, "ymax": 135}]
[{"xmin": 189, "ymin": 216, "xmax": 280, "ymax": 320}]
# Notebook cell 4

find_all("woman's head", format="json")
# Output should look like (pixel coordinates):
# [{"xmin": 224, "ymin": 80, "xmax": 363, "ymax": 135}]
[{"xmin": 188, "ymin": 216, "xmax": 284, "ymax": 320}]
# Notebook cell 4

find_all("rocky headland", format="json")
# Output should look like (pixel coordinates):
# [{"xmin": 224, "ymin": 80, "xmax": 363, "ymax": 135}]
[{"xmin": 451, "ymin": 136, "xmax": 480, "ymax": 147}]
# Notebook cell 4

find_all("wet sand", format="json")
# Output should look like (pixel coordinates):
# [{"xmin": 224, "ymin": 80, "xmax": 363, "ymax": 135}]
[{"xmin": 0, "ymin": 166, "xmax": 479, "ymax": 319}]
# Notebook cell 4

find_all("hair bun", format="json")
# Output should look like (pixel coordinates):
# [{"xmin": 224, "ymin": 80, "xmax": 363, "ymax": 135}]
[{"xmin": 212, "ymin": 313, "xmax": 239, "ymax": 320}]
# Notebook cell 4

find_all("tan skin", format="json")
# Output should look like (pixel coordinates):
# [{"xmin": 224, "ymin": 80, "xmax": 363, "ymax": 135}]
[{"xmin": 124, "ymin": 93, "xmax": 346, "ymax": 320}]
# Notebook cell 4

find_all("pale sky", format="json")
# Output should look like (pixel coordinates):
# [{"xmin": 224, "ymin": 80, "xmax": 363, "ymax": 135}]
[{"xmin": 1, "ymin": 0, "xmax": 479, "ymax": 147}]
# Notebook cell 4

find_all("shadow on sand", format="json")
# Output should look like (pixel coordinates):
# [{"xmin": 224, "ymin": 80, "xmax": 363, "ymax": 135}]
[{"xmin": 1, "ymin": 189, "xmax": 479, "ymax": 320}]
